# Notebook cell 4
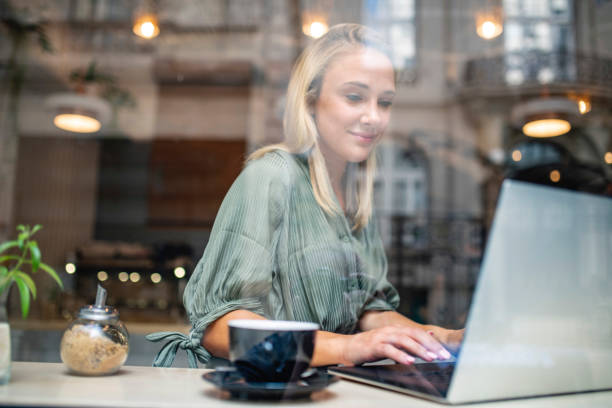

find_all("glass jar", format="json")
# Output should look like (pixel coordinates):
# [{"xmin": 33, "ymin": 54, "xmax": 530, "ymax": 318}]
[
  {"xmin": 60, "ymin": 298, "xmax": 129, "ymax": 375},
  {"xmin": 0, "ymin": 290, "xmax": 10, "ymax": 384}
]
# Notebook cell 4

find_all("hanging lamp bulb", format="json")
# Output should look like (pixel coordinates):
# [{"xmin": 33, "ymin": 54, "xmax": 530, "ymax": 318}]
[
  {"xmin": 302, "ymin": 11, "xmax": 329, "ymax": 38},
  {"xmin": 475, "ymin": 5, "xmax": 503, "ymax": 40},
  {"xmin": 133, "ymin": 13, "xmax": 160, "ymax": 39}
]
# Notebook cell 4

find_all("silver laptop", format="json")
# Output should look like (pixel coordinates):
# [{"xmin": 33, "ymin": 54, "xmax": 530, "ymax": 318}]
[{"xmin": 329, "ymin": 180, "xmax": 612, "ymax": 404}]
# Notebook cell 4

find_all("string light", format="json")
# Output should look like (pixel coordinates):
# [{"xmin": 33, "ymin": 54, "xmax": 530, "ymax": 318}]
[
  {"xmin": 174, "ymin": 267, "xmax": 186, "ymax": 279},
  {"xmin": 550, "ymin": 170, "xmax": 561, "ymax": 183}
]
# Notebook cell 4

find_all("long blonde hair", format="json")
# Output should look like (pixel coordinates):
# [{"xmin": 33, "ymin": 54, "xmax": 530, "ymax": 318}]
[{"xmin": 249, "ymin": 24, "xmax": 393, "ymax": 230}]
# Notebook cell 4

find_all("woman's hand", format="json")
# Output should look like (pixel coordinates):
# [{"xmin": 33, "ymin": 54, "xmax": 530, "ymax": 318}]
[
  {"xmin": 340, "ymin": 325, "xmax": 452, "ymax": 366},
  {"xmin": 427, "ymin": 327, "xmax": 464, "ymax": 354}
]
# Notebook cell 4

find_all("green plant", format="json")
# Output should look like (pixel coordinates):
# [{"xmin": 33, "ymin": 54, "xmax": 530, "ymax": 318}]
[
  {"xmin": 0, "ymin": 225, "xmax": 63, "ymax": 318},
  {"xmin": 69, "ymin": 60, "xmax": 137, "ymax": 111},
  {"xmin": 69, "ymin": 60, "xmax": 115, "ymax": 87}
]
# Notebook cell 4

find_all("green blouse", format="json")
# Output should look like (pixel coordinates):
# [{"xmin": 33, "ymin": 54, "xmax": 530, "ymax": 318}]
[{"xmin": 146, "ymin": 150, "xmax": 399, "ymax": 367}]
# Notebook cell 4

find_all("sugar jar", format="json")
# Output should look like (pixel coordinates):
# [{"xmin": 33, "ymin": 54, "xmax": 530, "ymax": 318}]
[{"xmin": 60, "ymin": 285, "xmax": 129, "ymax": 375}]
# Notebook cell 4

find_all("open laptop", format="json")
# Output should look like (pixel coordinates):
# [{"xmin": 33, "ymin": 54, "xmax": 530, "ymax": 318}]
[{"xmin": 329, "ymin": 180, "xmax": 612, "ymax": 404}]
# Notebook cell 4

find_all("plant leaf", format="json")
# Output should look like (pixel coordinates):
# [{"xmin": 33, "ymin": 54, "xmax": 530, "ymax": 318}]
[
  {"xmin": 39, "ymin": 263, "xmax": 63, "ymax": 289},
  {"xmin": 17, "ymin": 225, "xmax": 26, "ymax": 232},
  {"xmin": 0, "ymin": 255, "xmax": 21, "ymax": 263},
  {"xmin": 15, "ymin": 272, "xmax": 36, "ymax": 299},
  {"xmin": 0, "ymin": 272, "xmax": 11, "ymax": 294},
  {"xmin": 31, "ymin": 224, "xmax": 42, "ymax": 235},
  {"xmin": 15, "ymin": 278, "xmax": 31, "ymax": 319},
  {"xmin": 28, "ymin": 240, "xmax": 41, "ymax": 273},
  {"xmin": 0, "ymin": 240, "xmax": 19, "ymax": 254},
  {"xmin": 18, "ymin": 232, "xmax": 28, "ymax": 249}
]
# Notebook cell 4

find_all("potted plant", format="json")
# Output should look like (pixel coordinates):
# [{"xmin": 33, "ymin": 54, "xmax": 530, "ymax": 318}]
[
  {"xmin": 69, "ymin": 60, "xmax": 115, "ymax": 96},
  {"xmin": 68, "ymin": 60, "xmax": 137, "ymax": 127},
  {"xmin": 0, "ymin": 224, "xmax": 63, "ymax": 384}
]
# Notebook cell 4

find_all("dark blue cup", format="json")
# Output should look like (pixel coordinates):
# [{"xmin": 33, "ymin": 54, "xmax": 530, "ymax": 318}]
[{"xmin": 228, "ymin": 320, "xmax": 319, "ymax": 383}]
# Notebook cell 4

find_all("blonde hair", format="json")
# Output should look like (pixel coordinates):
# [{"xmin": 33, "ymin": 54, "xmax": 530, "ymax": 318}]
[{"xmin": 249, "ymin": 24, "xmax": 393, "ymax": 230}]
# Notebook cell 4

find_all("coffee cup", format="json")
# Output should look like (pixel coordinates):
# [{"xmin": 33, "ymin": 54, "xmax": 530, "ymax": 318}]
[{"xmin": 228, "ymin": 319, "xmax": 319, "ymax": 383}]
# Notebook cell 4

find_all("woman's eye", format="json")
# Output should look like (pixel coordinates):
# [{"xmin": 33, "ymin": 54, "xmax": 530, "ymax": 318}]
[
  {"xmin": 345, "ymin": 94, "xmax": 362, "ymax": 102},
  {"xmin": 378, "ymin": 100, "xmax": 393, "ymax": 108}
]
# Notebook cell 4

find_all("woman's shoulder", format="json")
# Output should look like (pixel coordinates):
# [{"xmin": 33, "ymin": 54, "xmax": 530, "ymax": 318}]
[{"xmin": 243, "ymin": 149, "xmax": 306, "ymax": 185}]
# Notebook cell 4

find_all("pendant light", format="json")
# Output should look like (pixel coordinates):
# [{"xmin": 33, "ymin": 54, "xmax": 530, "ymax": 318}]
[
  {"xmin": 132, "ymin": 0, "xmax": 160, "ymax": 39},
  {"xmin": 511, "ymin": 98, "xmax": 579, "ymax": 138},
  {"xmin": 302, "ymin": 0, "xmax": 331, "ymax": 38},
  {"xmin": 46, "ymin": 93, "xmax": 111, "ymax": 134},
  {"xmin": 302, "ymin": 11, "xmax": 328, "ymax": 38},
  {"xmin": 475, "ymin": 1, "xmax": 503, "ymax": 40}
]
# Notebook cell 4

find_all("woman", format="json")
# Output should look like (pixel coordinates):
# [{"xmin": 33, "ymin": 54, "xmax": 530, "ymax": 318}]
[{"xmin": 148, "ymin": 24, "xmax": 463, "ymax": 368}]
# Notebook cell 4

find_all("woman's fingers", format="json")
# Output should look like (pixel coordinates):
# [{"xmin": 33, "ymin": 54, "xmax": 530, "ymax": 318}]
[
  {"xmin": 384, "ymin": 327, "xmax": 452, "ymax": 361},
  {"xmin": 385, "ymin": 334, "xmax": 436, "ymax": 362},
  {"xmin": 344, "ymin": 326, "xmax": 454, "ymax": 366},
  {"xmin": 408, "ymin": 327, "xmax": 452, "ymax": 360},
  {"xmin": 378, "ymin": 343, "xmax": 415, "ymax": 365}
]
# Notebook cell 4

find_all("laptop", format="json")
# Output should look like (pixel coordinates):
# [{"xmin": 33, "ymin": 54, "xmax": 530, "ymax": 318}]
[{"xmin": 329, "ymin": 180, "xmax": 612, "ymax": 404}]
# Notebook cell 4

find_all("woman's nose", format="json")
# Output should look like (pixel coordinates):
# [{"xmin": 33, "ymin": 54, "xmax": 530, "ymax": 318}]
[{"xmin": 360, "ymin": 103, "xmax": 382, "ymax": 126}]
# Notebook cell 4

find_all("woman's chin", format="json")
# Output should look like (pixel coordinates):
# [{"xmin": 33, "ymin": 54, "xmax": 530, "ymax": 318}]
[{"xmin": 346, "ymin": 149, "xmax": 374, "ymax": 164}]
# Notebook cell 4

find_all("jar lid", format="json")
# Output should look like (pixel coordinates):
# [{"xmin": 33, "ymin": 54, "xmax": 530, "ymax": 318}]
[
  {"xmin": 78, "ymin": 305, "xmax": 119, "ymax": 321},
  {"xmin": 78, "ymin": 284, "xmax": 119, "ymax": 320}
]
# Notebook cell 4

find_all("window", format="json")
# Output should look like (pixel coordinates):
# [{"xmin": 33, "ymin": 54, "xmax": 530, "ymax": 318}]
[
  {"xmin": 503, "ymin": 0, "xmax": 575, "ymax": 85},
  {"xmin": 363, "ymin": 0, "xmax": 417, "ymax": 82},
  {"xmin": 375, "ymin": 143, "xmax": 428, "ymax": 247}
]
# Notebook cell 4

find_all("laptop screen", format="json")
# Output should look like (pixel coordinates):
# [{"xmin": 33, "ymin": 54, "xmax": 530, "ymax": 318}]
[
  {"xmin": 449, "ymin": 180, "xmax": 612, "ymax": 403},
  {"xmin": 330, "ymin": 181, "xmax": 612, "ymax": 404}
]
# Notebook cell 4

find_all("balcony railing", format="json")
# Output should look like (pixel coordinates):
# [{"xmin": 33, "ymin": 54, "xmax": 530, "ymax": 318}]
[{"xmin": 461, "ymin": 51, "xmax": 612, "ymax": 95}]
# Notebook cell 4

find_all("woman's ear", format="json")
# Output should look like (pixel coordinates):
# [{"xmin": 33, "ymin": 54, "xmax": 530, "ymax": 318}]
[
  {"xmin": 307, "ymin": 101, "xmax": 316, "ymax": 119},
  {"xmin": 306, "ymin": 89, "xmax": 317, "ymax": 118}
]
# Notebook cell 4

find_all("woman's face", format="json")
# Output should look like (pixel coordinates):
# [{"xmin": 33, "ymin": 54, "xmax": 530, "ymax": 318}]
[{"xmin": 314, "ymin": 47, "xmax": 395, "ymax": 169}]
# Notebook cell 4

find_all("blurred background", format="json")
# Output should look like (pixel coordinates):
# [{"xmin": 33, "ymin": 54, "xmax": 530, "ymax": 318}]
[{"xmin": 1, "ymin": 0, "xmax": 611, "ymax": 365}]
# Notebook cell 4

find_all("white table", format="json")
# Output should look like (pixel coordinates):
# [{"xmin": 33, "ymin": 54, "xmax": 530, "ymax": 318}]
[{"xmin": 1, "ymin": 362, "xmax": 611, "ymax": 407}]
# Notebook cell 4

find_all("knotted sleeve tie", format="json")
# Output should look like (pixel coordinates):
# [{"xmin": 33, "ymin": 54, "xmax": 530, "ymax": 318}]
[{"xmin": 145, "ymin": 331, "xmax": 211, "ymax": 368}]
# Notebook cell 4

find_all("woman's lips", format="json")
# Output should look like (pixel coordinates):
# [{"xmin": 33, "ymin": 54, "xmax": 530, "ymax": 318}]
[{"xmin": 350, "ymin": 131, "xmax": 377, "ymax": 142}]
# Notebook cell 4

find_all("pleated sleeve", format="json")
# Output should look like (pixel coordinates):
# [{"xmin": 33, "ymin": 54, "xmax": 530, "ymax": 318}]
[
  {"xmin": 361, "ymin": 218, "xmax": 400, "ymax": 313},
  {"xmin": 182, "ymin": 152, "xmax": 289, "ymax": 362}
]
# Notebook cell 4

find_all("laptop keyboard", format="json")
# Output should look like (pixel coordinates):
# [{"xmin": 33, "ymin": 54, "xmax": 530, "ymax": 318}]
[
  {"xmin": 339, "ymin": 362, "xmax": 456, "ymax": 397},
  {"xmin": 407, "ymin": 362, "xmax": 455, "ymax": 387}
]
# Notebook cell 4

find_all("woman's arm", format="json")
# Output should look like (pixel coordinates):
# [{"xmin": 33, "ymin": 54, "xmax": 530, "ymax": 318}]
[
  {"xmin": 202, "ymin": 310, "xmax": 454, "ymax": 367},
  {"xmin": 359, "ymin": 310, "xmax": 464, "ymax": 353}
]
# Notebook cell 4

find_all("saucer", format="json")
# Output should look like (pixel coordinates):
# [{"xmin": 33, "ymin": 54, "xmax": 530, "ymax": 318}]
[{"xmin": 202, "ymin": 367, "xmax": 338, "ymax": 400}]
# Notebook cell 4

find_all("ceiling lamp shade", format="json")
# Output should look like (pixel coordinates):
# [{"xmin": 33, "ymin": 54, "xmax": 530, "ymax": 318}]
[
  {"xmin": 511, "ymin": 98, "xmax": 579, "ymax": 138},
  {"xmin": 133, "ymin": 13, "xmax": 160, "ymax": 39},
  {"xmin": 46, "ymin": 93, "xmax": 111, "ymax": 134}
]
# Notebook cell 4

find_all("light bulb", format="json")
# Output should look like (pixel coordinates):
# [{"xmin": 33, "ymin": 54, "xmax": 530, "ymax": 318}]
[{"xmin": 522, "ymin": 119, "xmax": 571, "ymax": 138}]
